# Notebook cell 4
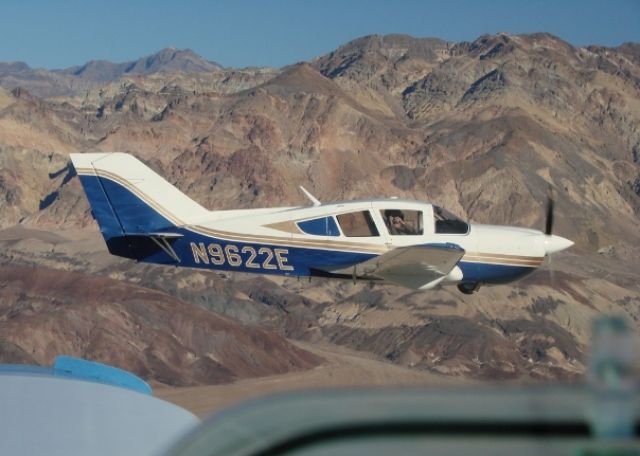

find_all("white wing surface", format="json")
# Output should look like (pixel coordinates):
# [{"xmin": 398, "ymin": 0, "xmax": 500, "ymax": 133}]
[{"xmin": 325, "ymin": 243, "xmax": 465, "ymax": 290}]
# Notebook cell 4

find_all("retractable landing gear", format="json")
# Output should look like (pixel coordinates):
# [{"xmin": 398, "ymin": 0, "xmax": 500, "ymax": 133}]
[{"xmin": 457, "ymin": 282, "xmax": 481, "ymax": 295}]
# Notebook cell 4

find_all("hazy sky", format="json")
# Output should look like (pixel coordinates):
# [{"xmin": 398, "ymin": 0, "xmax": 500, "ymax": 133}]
[{"xmin": 1, "ymin": 0, "xmax": 638, "ymax": 69}]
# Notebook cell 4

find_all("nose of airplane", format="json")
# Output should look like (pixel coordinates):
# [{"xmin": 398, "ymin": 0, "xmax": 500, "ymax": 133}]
[{"xmin": 543, "ymin": 235, "xmax": 574, "ymax": 255}]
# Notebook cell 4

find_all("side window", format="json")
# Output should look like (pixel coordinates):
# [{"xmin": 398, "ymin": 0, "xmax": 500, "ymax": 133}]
[
  {"xmin": 297, "ymin": 216, "xmax": 340, "ymax": 236},
  {"xmin": 380, "ymin": 209, "xmax": 423, "ymax": 235},
  {"xmin": 336, "ymin": 211, "xmax": 379, "ymax": 237}
]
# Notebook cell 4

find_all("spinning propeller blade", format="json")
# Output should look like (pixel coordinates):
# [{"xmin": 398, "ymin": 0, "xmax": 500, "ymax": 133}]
[{"xmin": 545, "ymin": 186, "xmax": 554, "ymax": 236}]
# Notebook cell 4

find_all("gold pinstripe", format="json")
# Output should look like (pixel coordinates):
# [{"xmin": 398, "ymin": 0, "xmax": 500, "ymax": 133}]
[
  {"xmin": 463, "ymin": 252, "xmax": 543, "ymax": 266},
  {"xmin": 462, "ymin": 256, "xmax": 543, "ymax": 266},
  {"xmin": 74, "ymin": 167, "xmax": 94, "ymax": 174},
  {"xmin": 465, "ymin": 252, "xmax": 541, "ymax": 261},
  {"xmin": 263, "ymin": 220, "xmax": 304, "ymax": 234},
  {"xmin": 189, "ymin": 225, "xmax": 388, "ymax": 253},
  {"xmin": 80, "ymin": 169, "xmax": 184, "ymax": 226}
]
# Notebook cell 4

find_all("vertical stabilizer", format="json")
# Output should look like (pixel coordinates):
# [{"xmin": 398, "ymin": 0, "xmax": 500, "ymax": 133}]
[{"xmin": 70, "ymin": 152, "xmax": 209, "ymax": 238}]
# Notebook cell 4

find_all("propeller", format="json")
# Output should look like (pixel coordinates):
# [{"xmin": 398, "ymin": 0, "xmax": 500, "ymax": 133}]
[
  {"xmin": 544, "ymin": 185, "xmax": 556, "ymax": 287},
  {"xmin": 542, "ymin": 185, "xmax": 573, "ymax": 286},
  {"xmin": 541, "ymin": 185, "xmax": 572, "ymax": 254},
  {"xmin": 545, "ymin": 185, "xmax": 554, "ymax": 236}
]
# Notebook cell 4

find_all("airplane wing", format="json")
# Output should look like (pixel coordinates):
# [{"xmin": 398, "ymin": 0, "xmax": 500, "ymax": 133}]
[
  {"xmin": 322, "ymin": 243, "xmax": 465, "ymax": 290},
  {"xmin": 0, "ymin": 356, "xmax": 198, "ymax": 456}
]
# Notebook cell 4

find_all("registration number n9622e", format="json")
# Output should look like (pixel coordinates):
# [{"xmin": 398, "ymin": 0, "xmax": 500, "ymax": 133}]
[{"xmin": 190, "ymin": 242, "xmax": 294, "ymax": 271}]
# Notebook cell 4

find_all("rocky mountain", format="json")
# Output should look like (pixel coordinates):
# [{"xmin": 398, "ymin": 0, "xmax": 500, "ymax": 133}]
[
  {"xmin": 0, "ymin": 33, "xmax": 639, "ymax": 385},
  {"xmin": 0, "ymin": 264, "xmax": 321, "ymax": 386},
  {"xmin": 62, "ymin": 48, "xmax": 223, "ymax": 82},
  {"xmin": 0, "ymin": 62, "xmax": 30, "ymax": 75},
  {"xmin": 0, "ymin": 48, "xmax": 223, "ymax": 98}
]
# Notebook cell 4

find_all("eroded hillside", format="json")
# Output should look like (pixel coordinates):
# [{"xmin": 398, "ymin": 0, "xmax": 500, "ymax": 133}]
[{"xmin": 1, "ymin": 34, "xmax": 638, "ymax": 384}]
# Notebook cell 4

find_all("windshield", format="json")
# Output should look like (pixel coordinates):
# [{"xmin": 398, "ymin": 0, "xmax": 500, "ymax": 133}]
[{"xmin": 433, "ymin": 206, "xmax": 469, "ymax": 234}]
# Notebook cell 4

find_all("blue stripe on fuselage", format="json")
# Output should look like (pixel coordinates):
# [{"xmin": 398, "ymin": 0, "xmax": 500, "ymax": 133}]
[
  {"xmin": 458, "ymin": 261, "xmax": 536, "ymax": 284},
  {"xmin": 127, "ymin": 234, "xmax": 536, "ymax": 282},
  {"xmin": 120, "ymin": 227, "xmax": 376, "ymax": 277}
]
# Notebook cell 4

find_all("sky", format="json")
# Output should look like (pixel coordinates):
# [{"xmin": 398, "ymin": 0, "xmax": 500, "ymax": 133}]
[{"xmin": 1, "ymin": 0, "xmax": 638, "ymax": 69}]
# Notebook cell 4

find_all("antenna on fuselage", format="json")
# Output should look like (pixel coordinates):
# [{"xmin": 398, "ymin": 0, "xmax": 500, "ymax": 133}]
[{"xmin": 299, "ymin": 186, "xmax": 321, "ymax": 207}]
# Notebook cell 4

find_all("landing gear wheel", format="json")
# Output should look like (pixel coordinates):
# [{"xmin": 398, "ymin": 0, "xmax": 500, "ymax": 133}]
[{"xmin": 457, "ymin": 282, "xmax": 481, "ymax": 295}]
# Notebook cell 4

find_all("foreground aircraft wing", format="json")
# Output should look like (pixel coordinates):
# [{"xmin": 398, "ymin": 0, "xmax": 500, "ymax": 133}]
[
  {"xmin": 323, "ymin": 243, "xmax": 465, "ymax": 290},
  {"xmin": 0, "ymin": 356, "xmax": 198, "ymax": 456}
]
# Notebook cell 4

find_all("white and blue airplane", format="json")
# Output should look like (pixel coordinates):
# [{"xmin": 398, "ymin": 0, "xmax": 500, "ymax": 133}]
[{"xmin": 70, "ymin": 153, "xmax": 573, "ymax": 294}]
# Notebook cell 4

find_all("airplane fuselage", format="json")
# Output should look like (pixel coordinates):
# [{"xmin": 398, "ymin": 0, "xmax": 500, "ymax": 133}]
[{"xmin": 72, "ymin": 153, "xmax": 572, "ymax": 293}]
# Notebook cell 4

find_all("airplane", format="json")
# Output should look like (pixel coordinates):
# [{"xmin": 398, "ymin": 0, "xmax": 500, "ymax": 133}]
[{"xmin": 70, "ymin": 153, "xmax": 573, "ymax": 294}]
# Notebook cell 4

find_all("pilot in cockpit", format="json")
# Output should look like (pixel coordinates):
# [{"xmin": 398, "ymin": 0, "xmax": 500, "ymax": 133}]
[{"xmin": 384, "ymin": 210, "xmax": 416, "ymax": 235}]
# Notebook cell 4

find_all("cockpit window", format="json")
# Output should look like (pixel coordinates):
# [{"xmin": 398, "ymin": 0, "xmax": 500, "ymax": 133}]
[
  {"xmin": 336, "ymin": 211, "xmax": 379, "ymax": 237},
  {"xmin": 434, "ymin": 206, "xmax": 469, "ymax": 234},
  {"xmin": 380, "ymin": 209, "xmax": 423, "ymax": 235}
]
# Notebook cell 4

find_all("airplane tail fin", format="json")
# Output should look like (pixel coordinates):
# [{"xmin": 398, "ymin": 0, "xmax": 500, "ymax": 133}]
[{"xmin": 70, "ymin": 152, "xmax": 208, "ymax": 258}]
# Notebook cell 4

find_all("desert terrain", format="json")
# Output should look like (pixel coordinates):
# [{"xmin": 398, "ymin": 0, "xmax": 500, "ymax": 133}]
[{"xmin": 1, "ymin": 34, "xmax": 639, "ymax": 414}]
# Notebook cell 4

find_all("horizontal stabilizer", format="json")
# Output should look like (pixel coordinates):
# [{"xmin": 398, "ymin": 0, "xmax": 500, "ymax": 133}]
[{"xmin": 124, "ymin": 232, "xmax": 183, "ymax": 262}]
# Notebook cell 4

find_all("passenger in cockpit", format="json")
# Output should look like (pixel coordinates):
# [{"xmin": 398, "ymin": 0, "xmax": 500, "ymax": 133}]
[{"xmin": 385, "ymin": 210, "xmax": 416, "ymax": 235}]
